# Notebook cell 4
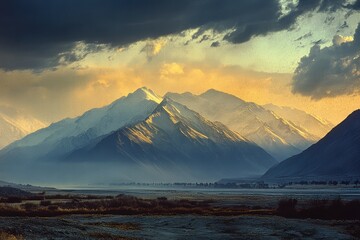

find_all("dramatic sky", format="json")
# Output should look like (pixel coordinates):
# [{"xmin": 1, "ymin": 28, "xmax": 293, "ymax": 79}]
[{"xmin": 1, "ymin": 0, "xmax": 360, "ymax": 124}]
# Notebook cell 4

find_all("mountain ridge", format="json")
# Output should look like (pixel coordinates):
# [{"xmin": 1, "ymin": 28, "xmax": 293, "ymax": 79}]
[
  {"xmin": 0, "ymin": 106, "xmax": 47, "ymax": 149},
  {"xmin": 263, "ymin": 103, "xmax": 334, "ymax": 138},
  {"xmin": 66, "ymin": 97, "xmax": 276, "ymax": 182},
  {"xmin": 262, "ymin": 109, "xmax": 360, "ymax": 182},
  {"xmin": 0, "ymin": 88, "xmax": 276, "ymax": 184},
  {"xmin": 165, "ymin": 89, "xmax": 326, "ymax": 161}
]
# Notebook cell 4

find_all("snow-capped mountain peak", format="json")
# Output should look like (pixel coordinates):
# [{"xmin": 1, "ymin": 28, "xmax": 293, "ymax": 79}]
[
  {"xmin": 58, "ymin": 97, "xmax": 276, "ymax": 183},
  {"xmin": 166, "ymin": 89, "xmax": 327, "ymax": 161},
  {"xmin": 127, "ymin": 87, "xmax": 162, "ymax": 104},
  {"xmin": 263, "ymin": 103, "xmax": 334, "ymax": 138},
  {"xmin": 0, "ymin": 106, "xmax": 47, "ymax": 149},
  {"xmin": 6, "ymin": 87, "xmax": 163, "ymax": 150},
  {"xmin": 201, "ymin": 89, "xmax": 246, "ymax": 104}
]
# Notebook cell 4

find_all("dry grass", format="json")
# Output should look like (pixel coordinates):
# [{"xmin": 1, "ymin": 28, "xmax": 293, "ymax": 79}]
[
  {"xmin": 0, "ymin": 231, "xmax": 24, "ymax": 240},
  {"xmin": 276, "ymin": 198, "xmax": 360, "ymax": 220},
  {"xmin": 88, "ymin": 222, "xmax": 141, "ymax": 231},
  {"xmin": 88, "ymin": 232, "xmax": 138, "ymax": 240},
  {"xmin": 0, "ymin": 194, "xmax": 269, "ymax": 217}
]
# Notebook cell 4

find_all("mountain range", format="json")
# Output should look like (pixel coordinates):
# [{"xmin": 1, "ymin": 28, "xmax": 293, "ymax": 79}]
[
  {"xmin": 0, "ymin": 88, "xmax": 277, "ymax": 184},
  {"xmin": 1, "ymin": 87, "xmax": 346, "ymax": 185},
  {"xmin": 67, "ymin": 97, "xmax": 276, "ymax": 182},
  {"xmin": 263, "ymin": 104, "xmax": 334, "ymax": 139},
  {"xmin": 0, "ymin": 105, "xmax": 47, "ymax": 149},
  {"xmin": 262, "ymin": 109, "xmax": 360, "ymax": 182},
  {"xmin": 166, "ymin": 90, "xmax": 332, "ymax": 160}
]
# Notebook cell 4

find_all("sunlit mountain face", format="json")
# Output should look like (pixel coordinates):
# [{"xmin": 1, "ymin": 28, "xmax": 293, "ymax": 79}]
[
  {"xmin": 1, "ymin": 85, "xmax": 358, "ymax": 186},
  {"xmin": 0, "ymin": 106, "xmax": 47, "ymax": 149},
  {"xmin": 1, "ymin": 2, "xmax": 360, "ymax": 240},
  {"xmin": 166, "ymin": 90, "xmax": 333, "ymax": 161},
  {"xmin": 0, "ymin": 0, "xmax": 360, "ymax": 186},
  {"xmin": 0, "ymin": 88, "xmax": 278, "ymax": 184}
]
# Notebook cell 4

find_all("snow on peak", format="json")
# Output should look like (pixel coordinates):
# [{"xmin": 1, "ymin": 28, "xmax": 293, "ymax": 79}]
[
  {"xmin": 127, "ymin": 87, "xmax": 162, "ymax": 104},
  {"xmin": 200, "ymin": 89, "xmax": 246, "ymax": 104},
  {"xmin": 167, "ymin": 89, "xmax": 321, "ymax": 160},
  {"xmin": 263, "ymin": 103, "xmax": 334, "ymax": 138},
  {"xmin": 0, "ymin": 107, "xmax": 47, "ymax": 149},
  {"xmin": 144, "ymin": 98, "xmax": 246, "ymax": 143},
  {"xmin": 7, "ymin": 87, "xmax": 162, "ymax": 150}
]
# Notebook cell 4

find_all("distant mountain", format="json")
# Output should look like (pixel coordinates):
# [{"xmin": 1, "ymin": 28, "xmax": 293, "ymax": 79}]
[
  {"xmin": 0, "ymin": 88, "xmax": 276, "ymax": 184},
  {"xmin": 166, "ymin": 90, "xmax": 319, "ymax": 161},
  {"xmin": 68, "ymin": 98, "xmax": 276, "ymax": 182},
  {"xmin": 262, "ymin": 110, "xmax": 360, "ymax": 182},
  {"xmin": 0, "ymin": 179, "xmax": 55, "ymax": 191},
  {"xmin": 0, "ymin": 87, "xmax": 163, "ymax": 184},
  {"xmin": 0, "ymin": 106, "xmax": 47, "ymax": 149},
  {"xmin": 4, "ymin": 87, "xmax": 162, "ymax": 155},
  {"xmin": 0, "ymin": 186, "xmax": 32, "ymax": 197},
  {"xmin": 263, "ymin": 104, "xmax": 333, "ymax": 138}
]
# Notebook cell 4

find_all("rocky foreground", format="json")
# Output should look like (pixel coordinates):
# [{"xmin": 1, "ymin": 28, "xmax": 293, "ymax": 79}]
[
  {"xmin": 0, "ymin": 215, "xmax": 359, "ymax": 240},
  {"xmin": 0, "ymin": 190, "xmax": 359, "ymax": 239}
]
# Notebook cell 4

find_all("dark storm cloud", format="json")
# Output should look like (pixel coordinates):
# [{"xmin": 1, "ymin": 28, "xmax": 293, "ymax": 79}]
[
  {"xmin": 292, "ymin": 24, "xmax": 360, "ymax": 99},
  {"xmin": 345, "ymin": 0, "xmax": 360, "ymax": 10},
  {"xmin": 318, "ymin": 0, "xmax": 347, "ymax": 12},
  {"xmin": 295, "ymin": 32, "xmax": 313, "ymax": 41},
  {"xmin": 339, "ymin": 21, "xmax": 349, "ymax": 30},
  {"xmin": 311, "ymin": 39, "xmax": 327, "ymax": 45},
  {"xmin": 0, "ymin": 0, "xmax": 358, "ymax": 71},
  {"xmin": 210, "ymin": 41, "xmax": 220, "ymax": 48},
  {"xmin": 222, "ymin": 0, "xmax": 324, "ymax": 44}
]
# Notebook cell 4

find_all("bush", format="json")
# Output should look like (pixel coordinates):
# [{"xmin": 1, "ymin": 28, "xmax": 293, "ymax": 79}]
[
  {"xmin": 277, "ymin": 198, "xmax": 297, "ymax": 217},
  {"xmin": 40, "ymin": 200, "xmax": 52, "ymax": 206},
  {"xmin": 4, "ymin": 197, "xmax": 22, "ymax": 203},
  {"xmin": 22, "ymin": 202, "xmax": 37, "ymax": 211},
  {"xmin": 0, "ymin": 231, "xmax": 24, "ymax": 240},
  {"xmin": 278, "ymin": 198, "xmax": 360, "ymax": 220},
  {"xmin": 48, "ymin": 205, "xmax": 59, "ymax": 211}
]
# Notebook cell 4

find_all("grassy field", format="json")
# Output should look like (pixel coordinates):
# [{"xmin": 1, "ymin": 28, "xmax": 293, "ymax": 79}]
[{"xmin": 0, "ymin": 188, "xmax": 360, "ymax": 239}]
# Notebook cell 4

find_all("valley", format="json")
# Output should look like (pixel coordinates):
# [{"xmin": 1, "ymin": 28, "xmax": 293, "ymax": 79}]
[{"xmin": 0, "ymin": 186, "xmax": 359, "ymax": 239}]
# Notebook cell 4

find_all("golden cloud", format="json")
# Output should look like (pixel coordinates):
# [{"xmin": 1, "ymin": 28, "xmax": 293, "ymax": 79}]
[
  {"xmin": 332, "ymin": 35, "xmax": 354, "ymax": 46},
  {"xmin": 0, "ymin": 62, "xmax": 358, "ymax": 124},
  {"xmin": 141, "ymin": 38, "xmax": 168, "ymax": 60}
]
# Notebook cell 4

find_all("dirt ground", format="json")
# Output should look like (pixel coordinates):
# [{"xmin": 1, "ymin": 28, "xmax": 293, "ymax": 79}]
[{"xmin": 0, "ymin": 215, "xmax": 358, "ymax": 240}]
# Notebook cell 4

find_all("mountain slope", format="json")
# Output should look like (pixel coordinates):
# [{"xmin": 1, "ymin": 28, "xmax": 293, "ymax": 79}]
[
  {"xmin": 166, "ymin": 90, "xmax": 318, "ymax": 161},
  {"xmin": 0, "ymin": 88, "xmax": 276, "ymax": 184},
  {"xmin": 262, "ymin": 109, "xmax": 360, "ymax": 182},
  {"xmin": 4, "ymin": 87, "xmax": 162, "ymax": 155},
  {"xmin": 67, "ymin": 98, "xmax": 277, "ymax": 182},
  {"xmin": 263, "ymin": 104, "xmax": 333, "ymax": 138},
  {"xmin": 0, "ymin": 88, "xmax": 164, "ymax": 184},
  {"xmin": 0, "ymin": 106, "xmax": 47, "ymax": 149}
]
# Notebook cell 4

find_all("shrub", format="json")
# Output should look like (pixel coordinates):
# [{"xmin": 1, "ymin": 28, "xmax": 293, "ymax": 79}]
[
  {"xmin": 4, "ymin": 197, "xmax": 22, "ymax": 203},
  {"xmin": 48, "ymin": 205, "xmax": 59, "ymax": 211},
  {"xmin": 22, "ymin": 202, "xmax": 37, "ymax": 211},
  {"xmin": 277, "ymin": 198, "xmax": 297, "ymax": 217},
  {"xmin": 0, "ymin": 231, "xmax": 24, "ymax": 240},
  {"xmin": 40, "ymin": 200, "xmax": 52, "ymax": 206}
]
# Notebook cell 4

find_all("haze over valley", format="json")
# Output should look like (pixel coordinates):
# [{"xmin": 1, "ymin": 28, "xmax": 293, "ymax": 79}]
[
  {"xmin": 1, "ymin": 1, "xmax": 360, "ymax": 239},
  {"xmin": 0, "ymin": 86, "xmax": 358, "ymax": 187}
]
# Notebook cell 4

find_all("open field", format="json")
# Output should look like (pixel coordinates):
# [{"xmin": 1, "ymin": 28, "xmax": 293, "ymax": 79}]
[
  {"xmin": 0, "ymin": 187, "xmax": 360, "ymax": 239},
  {"xmin": 0, "ymin": 215, "xmax": 359, "ymax": 240}
]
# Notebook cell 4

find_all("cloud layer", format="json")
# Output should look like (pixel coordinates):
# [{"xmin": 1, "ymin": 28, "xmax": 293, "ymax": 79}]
[
  {"xmin": 292, "ymin": 23, "xmax": 360, "ymax": 99},
  {"xmin": 0, "ymin": 0, "xmax": 355, "ymax": 71}
]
